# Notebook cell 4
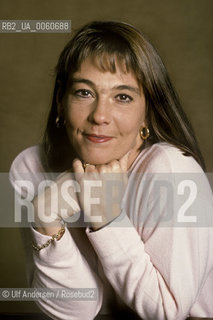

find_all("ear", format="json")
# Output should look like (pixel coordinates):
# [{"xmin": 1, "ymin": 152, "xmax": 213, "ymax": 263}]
[{"xmin": 140, "ymin": 120, "xmax": 147, "ymax": 129}]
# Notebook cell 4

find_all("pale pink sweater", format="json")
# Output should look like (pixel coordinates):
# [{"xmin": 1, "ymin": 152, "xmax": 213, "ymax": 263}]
[{"xmin": 9, "ymin": 143, "xmax": 213, "ymax": 319}]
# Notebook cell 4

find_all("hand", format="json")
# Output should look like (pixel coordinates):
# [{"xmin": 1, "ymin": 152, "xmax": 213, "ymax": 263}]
[
  {"xmin": 72, "ymin": 152, "xmax": 130, "ymax": 230},
  {"xmin": 33, "ymin": 171, "xmax": 80, "ymax": 236}
]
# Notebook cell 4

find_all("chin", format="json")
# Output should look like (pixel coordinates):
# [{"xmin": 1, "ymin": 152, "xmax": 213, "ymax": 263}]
[{"xmin": 81, "ymin": 153, "xmax": 114, "ymax": 166}]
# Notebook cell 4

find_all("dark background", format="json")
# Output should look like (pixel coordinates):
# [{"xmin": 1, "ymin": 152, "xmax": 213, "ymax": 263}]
[{"xmin": 0, "ymin": 0, "xmax": 212, "ymax": 314}]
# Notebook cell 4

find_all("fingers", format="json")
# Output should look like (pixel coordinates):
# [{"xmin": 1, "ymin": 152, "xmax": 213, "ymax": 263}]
[
  {"xmin": 72, "ymin": 159, "xmax": 96, "ymax": 174},
  {"xmin": 85, "ymin": 164, "xmax": 96, "ymax": 173},
  {"xmin": 119, "ymin": 150, "xmax": 132, "ymax": 171},
  {"xmin": 106, "ymin": 160, "xmax": 121, "ymax": 172},
  {"xmin": 72, "ymin": 159, "xmax": 84, "ymax": 173},
  {"xmin": 72, "ymin": 149, "xmax": 132, "ymax": 174}
]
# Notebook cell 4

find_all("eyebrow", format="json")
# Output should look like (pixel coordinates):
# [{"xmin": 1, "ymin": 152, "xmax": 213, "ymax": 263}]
[{"xmin": 71, "ymin": 78, "xmax": 141, "ymax": 95}]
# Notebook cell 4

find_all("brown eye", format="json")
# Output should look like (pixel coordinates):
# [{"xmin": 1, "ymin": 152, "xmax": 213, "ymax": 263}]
[
  {"xmin": 115, "ymin": 94, "xmax": 133, "ymax": 103},
  {"xmin": 75, "ymin": 89, "xmax": 93, "ymax": 98}
]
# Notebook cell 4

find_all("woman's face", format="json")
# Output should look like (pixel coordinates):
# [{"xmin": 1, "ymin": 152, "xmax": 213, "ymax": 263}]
[{"xmin": 61, "ymin": 56, "xmax": 146, "ymax": 167}]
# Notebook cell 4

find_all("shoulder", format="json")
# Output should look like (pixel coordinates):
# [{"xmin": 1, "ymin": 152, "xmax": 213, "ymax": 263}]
[
  {"xmin": 9, "ymin": 145, "xmax": 49, "ymax": 194},
  {"xmin": 9, "ymin": 145, "xmax": 44, "ymax": 175},
  {"xmin": 128, "ymin": 143, "xmax": 213, "ymax": 230},
  {"xmin": 131, "ymin": 142, "xmax": 203, "ymax": 174}
]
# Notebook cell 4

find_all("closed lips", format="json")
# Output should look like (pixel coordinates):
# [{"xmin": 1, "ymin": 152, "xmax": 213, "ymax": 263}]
[{"xmin": 84, "ymin": 133, "xmax": 113, "ymax": 143}]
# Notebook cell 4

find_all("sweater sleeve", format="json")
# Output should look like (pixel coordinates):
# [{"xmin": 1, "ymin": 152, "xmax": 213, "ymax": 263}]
[
  {"xmin": 86, "ymin": 149, "xmax": 213, "ymax": 320},
  {"xmin": 9, "ymin": 146, "xmax": 103, "ymax": 320},
  {"xmin": 86, "ymin": 209, "xmax": 212, "ymax": 319},
  {"xmin": 29, "ymin": 225, "xmax": 103, "ymax": 320}
]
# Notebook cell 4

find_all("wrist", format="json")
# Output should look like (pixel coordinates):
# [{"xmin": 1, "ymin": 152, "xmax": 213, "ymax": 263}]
[
  {"xmin": 32, "ymin": 224, "xmax": 66, "ymax": 251},
  {"xmin": 33, "ymin": 214, "xmax": 62, "ymax": 236},
  {"xmin": 89, "ymin": 214, "xmax": 120, "ymax": 231},
  {"xmin": 35, "ymin": 225, "xmax": 62, "ymax": 237}
]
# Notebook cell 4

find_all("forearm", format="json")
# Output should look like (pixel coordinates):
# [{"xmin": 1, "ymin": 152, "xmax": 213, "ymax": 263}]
[
  {"xmin": 34, "ymin": 225, "xmax": 62, "ymax": 237},
  {"xmin": 87, "ymin": 214, "xmax": 208, "ymax": 320},
  {"xmin": 31, "ymin": 226, "xmax": 103, "ymax": 320}
]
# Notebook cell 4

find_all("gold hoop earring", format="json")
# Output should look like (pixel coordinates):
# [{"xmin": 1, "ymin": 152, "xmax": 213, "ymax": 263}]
[
  {"xmin": 56, "ymin": 116, "xmax": 65, "ymax": 129},
  {"xmin": 140, "ymin": 127, "xmax": 150, "ymax": 140}
]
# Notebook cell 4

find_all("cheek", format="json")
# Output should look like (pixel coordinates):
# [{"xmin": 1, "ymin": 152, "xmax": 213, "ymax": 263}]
[
  {"xmin": 121, "ymin": 114, "xmax": 143, "ymax": 136},
  {"xmin": 65, "ymin": 104, "xmax": 83, "ymax": 129},
  {"xmin": 64, "ymin": 107, "xmax": 78, "ymax": 141}
]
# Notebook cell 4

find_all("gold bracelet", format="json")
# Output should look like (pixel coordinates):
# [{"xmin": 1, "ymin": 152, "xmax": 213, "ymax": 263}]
[{"xmin": 32, "ymin": 226, "xmax": 65, "ymax": 252}]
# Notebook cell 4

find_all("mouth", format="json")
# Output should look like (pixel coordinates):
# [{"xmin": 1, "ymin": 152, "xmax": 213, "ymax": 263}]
[{"xmin": 83, "ymin": 133, "xmax": 114, "ymax": 143}]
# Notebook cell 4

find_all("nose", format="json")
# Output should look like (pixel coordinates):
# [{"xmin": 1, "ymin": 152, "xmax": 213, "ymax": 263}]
[{"xmin": 88, "ymin": 97, "xmax": 111, "ymax": 125}]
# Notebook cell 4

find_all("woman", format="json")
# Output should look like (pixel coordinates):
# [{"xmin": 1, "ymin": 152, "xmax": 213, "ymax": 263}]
[{"xmin": 9, "ymin": 21, "xmax": 213, "ymax": 319}]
